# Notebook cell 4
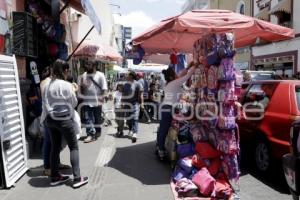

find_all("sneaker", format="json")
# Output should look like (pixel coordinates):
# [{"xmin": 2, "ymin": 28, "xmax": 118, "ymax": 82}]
[
  {"xmin": 50, "ymin": 175, "xmax": 70, "ymax": 186},
  {"xmin": 132, "ymin": 133, "xmax": 137, "ymax": 143},
  {"xmin": 73, "ymin": 176, "xmax": 89, "ymax": 189},
  {"xmin": 43, "ymin": 169, "xmax": 51, "ymax": 176},
  {"xmin": 84, "ymin": 136, "xmax": 95, "ymax": 143},
  {"xmin": 128, "ymin": 131, "xmax": 133, "ymax": 138}
]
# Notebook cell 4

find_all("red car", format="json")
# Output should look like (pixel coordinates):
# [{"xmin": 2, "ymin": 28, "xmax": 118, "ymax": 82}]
[{"xmin": 238, "ymin": 80, "xmax": 300, "ymax": 172}]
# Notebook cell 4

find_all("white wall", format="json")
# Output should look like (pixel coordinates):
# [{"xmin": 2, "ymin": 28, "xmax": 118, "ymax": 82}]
[
  {"xmin": 72, "ymin": 0, "xmax": 116, "ymax": 47},
  {"xmin": 252, "ymin": 37, "xmax": 300, "ymax": 71},
  {"xmin": 293, "ymin": 0, "xmax": 300, "ymax": 33}
]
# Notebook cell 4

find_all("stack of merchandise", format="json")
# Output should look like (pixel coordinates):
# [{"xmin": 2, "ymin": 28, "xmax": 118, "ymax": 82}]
[{"xmin": 167, "ymin": 33, "xmax": 241, "ymax": 200}]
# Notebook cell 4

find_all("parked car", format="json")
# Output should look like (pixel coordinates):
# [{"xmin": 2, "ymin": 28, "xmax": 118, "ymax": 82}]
[{"xmin": 238, "ymin": 80, "xmax": 300, "ymax": 172}]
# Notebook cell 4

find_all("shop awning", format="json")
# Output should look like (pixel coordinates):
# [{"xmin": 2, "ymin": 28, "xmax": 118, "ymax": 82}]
[
  {"xmin": 73, "ymin": 41, "xmax": 123, "ymax": 62},
  {"xmin": 62, "ymin": 0, "xmax": 101, "ymax": 33},
  {"xmin": 269, "ymin": 0, "xmax": 291, "ymax": 15},
  {"xmin": 255, "ymin": 6, "xmax": 270, "ymax": 20}
]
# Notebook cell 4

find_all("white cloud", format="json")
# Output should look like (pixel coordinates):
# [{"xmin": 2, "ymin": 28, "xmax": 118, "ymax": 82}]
[{"xmin": 114, "ymin": 11, "xmax": 156, "ymax": 37}]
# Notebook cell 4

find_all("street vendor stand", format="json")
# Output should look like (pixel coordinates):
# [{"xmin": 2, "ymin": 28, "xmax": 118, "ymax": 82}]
[{"xmin": 131, "ymin": 9, "xmax": 294, "ymax": 200}]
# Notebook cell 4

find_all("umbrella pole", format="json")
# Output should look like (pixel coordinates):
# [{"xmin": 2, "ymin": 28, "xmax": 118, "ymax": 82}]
[{"xmin": 67, "ymin": 26, "xmax": 95, "ymax": 61}]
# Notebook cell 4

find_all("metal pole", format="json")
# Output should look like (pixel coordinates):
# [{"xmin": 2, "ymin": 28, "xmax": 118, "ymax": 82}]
[{"xmin": 67, "ymin": 26, "xmax": 94, "ymax": 61}]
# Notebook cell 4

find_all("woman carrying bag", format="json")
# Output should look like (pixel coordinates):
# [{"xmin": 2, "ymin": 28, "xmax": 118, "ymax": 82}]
[{"xmin": 44, "ymin": 60, "xmax": 88, "ymax": 188}]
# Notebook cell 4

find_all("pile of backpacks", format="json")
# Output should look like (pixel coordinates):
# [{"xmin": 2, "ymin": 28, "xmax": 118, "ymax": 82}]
[{"xmin": 167, "ymin": 33, "xmax": 242, "ymax": 199}]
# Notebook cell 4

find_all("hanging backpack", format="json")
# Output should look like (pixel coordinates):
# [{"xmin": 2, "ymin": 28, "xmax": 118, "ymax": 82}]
[
  {"xmin": 221, "ymin": 154, "xmax": 240, "ymax": 181},
  {"xmin": 205, "ymin": 34, "xmax": 221, "ymax": 66},
  {"xmin": 218, "ymin": 33, "xmax": 236, "ymax": 59},
  {"xmin": 218, "ymin": 58, "xmax": 236, "ymax": 81},
  {"xmin": 218, "ymin": 104, "xmax": 236, "ymax": 130},
  {"xmin": 207, "ymin": 65, "xmax": 219, "ymax": 91},
  {"xmin": 216, "ymin": 129, "xmax": 240, "ymax": 155},
  {"xmin": 218, "ymin": 80, "xmax": 236, "ymax": 104}
]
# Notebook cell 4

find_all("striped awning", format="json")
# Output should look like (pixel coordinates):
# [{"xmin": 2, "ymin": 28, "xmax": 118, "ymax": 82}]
[{"xmin": 269, "ymin": 0, "xmax": 291, "ymax": 15}]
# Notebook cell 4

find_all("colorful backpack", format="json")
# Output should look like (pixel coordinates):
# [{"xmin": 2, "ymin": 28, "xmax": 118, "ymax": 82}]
[
  {"xmin": 218, "ymin": 58, "xmax": 236, "ymax": 81},
  {"xmin": 207, "ymin": 65, "xmax": 219, "ymax": 91},
  {"xmin": 218, "ymin": 80, "xmax": 236, "ymax": 104},
  {"xmin": 218, "ymin": 105, "xmax": 236, "ymax": 130},
  {"xmin": 216, "ymin": 129, "xmax": 239, "ymax": 155},
  {"xmin": 205, "ymin": 34, "xmax": 221, "ymax": 66},
  {"xmin": 218, "ymin": 33, "xmax": 236, "ymax": 59},
  {"xmin": 190, "ymin": 124, "xmax": 208, "ymax": 143},
  {"xmin": 221, "ymin": 154, "xmax": 240, "ymax": 181}
]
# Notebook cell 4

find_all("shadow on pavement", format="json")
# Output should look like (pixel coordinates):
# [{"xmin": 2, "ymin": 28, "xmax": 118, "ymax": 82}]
[
  {"xmin": 240, "ymin": 146, "xmax": 290, "ymax": 195},
  {"xmin": 107, "ymin": 141, "xmax": 171, "ymax": 185}
]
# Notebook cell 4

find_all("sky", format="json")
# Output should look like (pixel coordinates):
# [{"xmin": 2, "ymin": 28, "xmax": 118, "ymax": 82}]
[{"xmin": 112, "ymin": 0, "xmax": 186, "ymax": 38}]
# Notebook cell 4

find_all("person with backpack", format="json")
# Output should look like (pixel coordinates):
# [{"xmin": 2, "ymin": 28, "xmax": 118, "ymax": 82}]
[
  {"xmin": 157, "ymin": 62, "xmax": 196, "ymax": 160},
  {"xmin": 78, "ymin": 61, "xmax": 108, "ymax": 143},
  {"xmin": 44, "ymin": 60, "xmax": 88, "ymax": 188}
]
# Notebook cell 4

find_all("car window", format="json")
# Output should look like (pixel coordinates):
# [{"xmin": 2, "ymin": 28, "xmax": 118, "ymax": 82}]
[
  {"xmin": 295, "ymin": 87, "xmax": 300, "ymax": 111},
  {"xmin": 244, "ymin": 83, "xmax": 277, "ymax": 109}
]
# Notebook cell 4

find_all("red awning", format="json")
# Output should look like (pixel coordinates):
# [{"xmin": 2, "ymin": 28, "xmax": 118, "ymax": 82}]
[
  {"xmin": 132, "ymin": 9, "xmax": 295, "ymax": 54},
  {"xmin": 73, "ymin": 41, "xmax": 123, "ymax": 62}
]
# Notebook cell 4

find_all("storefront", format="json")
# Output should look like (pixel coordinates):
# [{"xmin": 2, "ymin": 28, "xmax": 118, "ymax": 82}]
[{"xmin": 0, "ymin": 0, "xmax": 100, "ymax": 188}]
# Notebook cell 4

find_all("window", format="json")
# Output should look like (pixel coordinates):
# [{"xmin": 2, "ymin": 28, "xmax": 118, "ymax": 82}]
[
  {"xmin": 236, "ymin": 1, "xmax": 246, "ymax": 14},
  {"xmin": 243, "ymin": 83, "xmax": 278, "ymax": 119}
]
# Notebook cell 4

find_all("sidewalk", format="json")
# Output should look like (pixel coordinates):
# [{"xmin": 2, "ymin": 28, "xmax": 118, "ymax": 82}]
[{"xmin": 0, "ymin": 122, "xmax": 173, "ymax": 200}]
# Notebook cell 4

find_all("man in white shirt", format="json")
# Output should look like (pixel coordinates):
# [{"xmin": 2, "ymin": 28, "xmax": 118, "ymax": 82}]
[{"xmin": 78, "ymin": 61, "xmax": 108, "ymax": 143}]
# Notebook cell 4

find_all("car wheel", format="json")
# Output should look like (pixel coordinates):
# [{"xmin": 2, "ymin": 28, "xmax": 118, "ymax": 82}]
[{"xmin": 255, "ymin": 139, "xmax": 271, "ymax": 172}]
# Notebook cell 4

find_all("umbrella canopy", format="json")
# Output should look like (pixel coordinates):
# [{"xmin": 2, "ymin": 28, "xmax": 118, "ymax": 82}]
[
  {"xmin": 74, "ymin": 41, "xmax": 123, "ymax": 62},
  {"xmin": 132, "ymin": 9, "xmax": 295, "ymax": 54}
]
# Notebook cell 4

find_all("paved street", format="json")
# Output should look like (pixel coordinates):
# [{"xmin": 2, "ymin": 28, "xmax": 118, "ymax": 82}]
[{"xmin": 0, "ymin": 119, "xmax": 293, "ymax": 200}]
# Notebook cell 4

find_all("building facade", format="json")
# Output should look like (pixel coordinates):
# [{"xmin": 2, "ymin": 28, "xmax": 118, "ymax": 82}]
[
  {"xmin": 182, "ymin": 0, "xmax": 253, "ymax": 70},
  {"xmin": 252, "ymin": 0, "xmax": 299, "ymax": 77}
]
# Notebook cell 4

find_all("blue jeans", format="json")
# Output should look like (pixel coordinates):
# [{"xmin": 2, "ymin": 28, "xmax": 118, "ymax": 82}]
[
  {"xmin": 157, "ymin": 105, "xmax": 173, "ymax": 151},
  {"xmin": 83, "ymin": 105, "xmax": 102, "ymax": 137},
  {"xmin": 126, "ymin": 103, "xmax": 140, "ymax": 134}
]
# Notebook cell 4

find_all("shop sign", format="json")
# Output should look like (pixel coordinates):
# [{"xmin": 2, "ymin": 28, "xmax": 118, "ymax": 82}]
[
  {"xmin": 81, "ymin": 0, "xmax": 102, "ymax": 34},
  {"xmin": 123, "ymin": 27, "xmax": 132, "ymax": 39}
]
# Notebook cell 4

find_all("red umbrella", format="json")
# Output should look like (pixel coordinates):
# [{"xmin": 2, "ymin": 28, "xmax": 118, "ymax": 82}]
[
  {"xmin": 74, "ymin": 41, "xmax": 123, "ymax": 62},
  {"xmin": 132, "ymin": 9, "xmax": 295, "ymax": 54}
]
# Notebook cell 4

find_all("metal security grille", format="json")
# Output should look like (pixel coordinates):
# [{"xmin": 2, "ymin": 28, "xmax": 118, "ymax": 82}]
[{"xmin": 0, "ymin": 55, "xmax": 28, "ymax": 188}]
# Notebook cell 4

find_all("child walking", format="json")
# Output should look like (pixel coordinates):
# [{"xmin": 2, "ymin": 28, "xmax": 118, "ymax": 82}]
[{"xmin": 114, "ymin": 84, "xmax": 125, "ymax": 137}]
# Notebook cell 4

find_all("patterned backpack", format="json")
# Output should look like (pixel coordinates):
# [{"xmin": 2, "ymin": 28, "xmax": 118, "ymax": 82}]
[
  {"xmin": 207, "ymin": 65, "xmax": 219, "ymax": 91},
  {"xmin": 218, "ymin": 104, "xmax": 236, "ymax": 130},
  {"xmin": 218, "ymin": 80, "xmax": 236, "ymax": 104},
  {"xmin": 218, "ymin": 58, "xmax": 236, "ymax": 81}
]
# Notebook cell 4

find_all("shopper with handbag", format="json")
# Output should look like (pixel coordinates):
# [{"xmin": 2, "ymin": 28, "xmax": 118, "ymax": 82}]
[{"xmin": 44, "ymin": 60, "xmax": 88, "ymax": 188}]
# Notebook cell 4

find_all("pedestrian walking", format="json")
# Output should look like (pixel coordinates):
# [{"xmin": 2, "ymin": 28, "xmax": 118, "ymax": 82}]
[
  {"xmin": 123, "ymin": 71, "xmax": 144, "ymax": 143},
  {"xmin": 78, "ymin": 61, "xmax": 108, "ymax": 143},
  {"xmin": 137, "ymin": 72, "xmax": 151, "ymax": 123},
  {"xmin": 44, "ymin": 60, "xmax": 88, "ymax": 188},
  {"xmin": 114, "ymin": 83, "xmax": 125, "ymax": 138}
]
